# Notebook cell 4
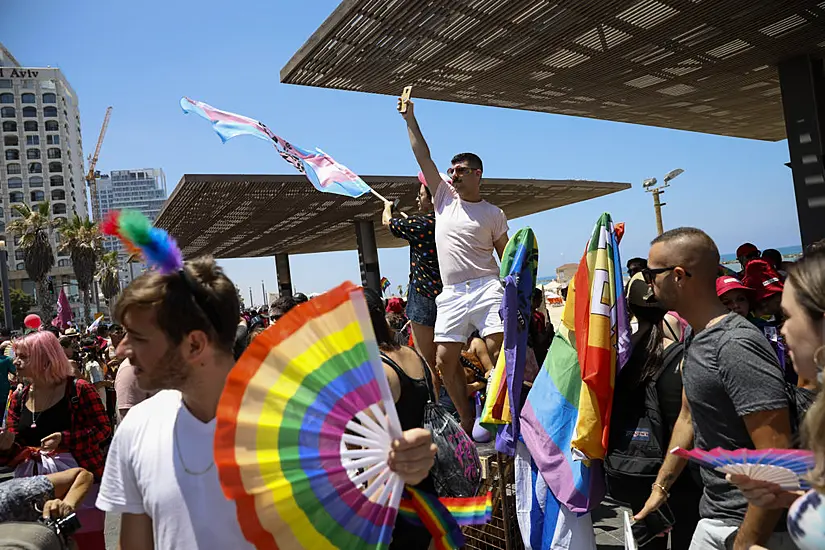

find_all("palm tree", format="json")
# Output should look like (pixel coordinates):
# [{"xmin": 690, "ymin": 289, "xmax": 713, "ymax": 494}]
[
  {"xmin": 58, "ymin": 214, "xmax": 102, "ymax": 325},
  {"xmin": 97, "ymin": 250, "xmax": 121, "ymax": 307},
  {"xmin": 7, "ymin": 202, "xmax": 58, "ymax": 320}
]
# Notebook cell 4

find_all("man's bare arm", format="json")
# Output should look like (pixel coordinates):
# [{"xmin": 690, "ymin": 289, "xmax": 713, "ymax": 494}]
[
  {"xmin": 493, "ymin": 233, "xmax": 508, "ymax": 261},
  {"xmin": 119, "ymin": 512, "xmax": 155, "ymax": 550},
  {"xmin": 635, "ymin": 389, "xmax": 693, "ymax": 520},
  {"xmin": 733, "ymin": 407, "xmax": 792, "ymax": 550},
  {"xmin": 398, "ymin": 99, "xmax": 441, "ymax": 196}
]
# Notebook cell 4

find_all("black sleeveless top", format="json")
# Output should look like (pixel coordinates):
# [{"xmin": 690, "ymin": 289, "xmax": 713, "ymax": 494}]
[
  {"xmin": 381, "ymin": 349, "xmax": 437, "ymax": 550},
  {"xmin": 18, "ymin": 394, "xmax": 71, "ymax": 447}
]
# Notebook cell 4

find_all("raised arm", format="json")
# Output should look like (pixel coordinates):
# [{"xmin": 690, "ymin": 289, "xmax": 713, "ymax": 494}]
[{"xmin": 398, "ymin": 99, "xmax": 441, "ymax": 196}]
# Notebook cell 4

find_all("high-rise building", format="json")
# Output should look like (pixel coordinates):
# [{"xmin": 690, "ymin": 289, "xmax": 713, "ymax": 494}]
[
  {"xmin": 0, "ymin": 42, "xmax": 88, "ymax": 303},
  {"xmin": 96, "ymin": 168, "xmax": 167, "ymax": 285}
]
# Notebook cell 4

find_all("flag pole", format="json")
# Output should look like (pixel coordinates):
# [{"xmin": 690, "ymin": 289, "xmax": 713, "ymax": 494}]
[{"xmin": 368, "ymin": 188, "xmax": 408, "ymax": 219}]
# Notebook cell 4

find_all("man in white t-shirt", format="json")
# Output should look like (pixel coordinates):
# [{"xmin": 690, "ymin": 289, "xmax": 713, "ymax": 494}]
[
  {"xmin": 97, "ymin": 256, "xmax": 438, "ymax": 550},
  {"xmin": 399, "ymin": 98, "xmax": 509, "ymax": 434}
]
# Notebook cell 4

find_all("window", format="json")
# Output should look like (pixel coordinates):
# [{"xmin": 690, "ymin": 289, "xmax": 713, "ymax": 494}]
[
  {"xmin": 0, "ymin": 107, "xmax": 14, "ymax": 118},
  {"xmin": 44, "ymin": 120, "xmax": 58, "ymax": 132},
  {"xmin": 21, "ymin": 93, "xmax": 35, "ymax": 104},
  {"xmin": 4, "ymin": 149, "xmax": 19, "ymax": 160},
  {"xmin": 29, "ymin": 176, "xmax": 43, "ymax": 188},
  {"xmin": 42, "ymin": 93, "xmax": 56, "ymax": 104},
  {"xmin": 48, "ymin": 162, "xmax": 61, "ymax": 172},
  {"xmin": 7, "ymin": 177, "xmax": 22, "ymax": 189},
  {"xmin": 25, "ymin": 135, "xmax": 39, "ymax": 146},
  {"xmin": 49, "ymin": 175, "xmax": 63, "ymax": 187},
  {"xmin": 51, "ymin": 189, "xmax": 65, "ymax": 200},
  {"xmin": 52, "ymin": 203, "xmax": 67, "ymax": 215},
  {"xmin": 23, "ymin": 121, "xmax": 37, "ymax": 132},
  {"xmin": 21, "ymin": 107, "xmax": 36, "ymax": 118},
  {"xmin": 2, "ymin": 121, "xmax": 16, "ymax": 132},
  {"xmin": 26, "ymin": 149, "xmax": 40, "ymax": 160},
  {"xmin": 0, "ymin": 80, "xmax": 11, "ymax": 89},
  {"xmin": 6, "ymin": 164, "xmax": 20, "ymax": 175},
  {"xmin": 3, "ymin": 135, "xmax": 17, "ymax": 146},
  {"xmin": 0, "ymin": 93, "xmax": 13, "ymax": 104},
  {"xmin": 15, "ymin": 263, "xmax": 24, "ymax": 271},
  {"xmin": 43, "ymin": 106, "xmax": 57, "ymax": 117},
  {"xmin": 57, "ymin": 248, "xmax": 69, "ymax": 258},
  {"xmin": 9, "ymin": 192, "xmax": 23, "ymax": 203},
  {"xmin": 46, "ymin": 148, "xmax": 60, "ymax": 159},
  {"xmin": 14, "ymin": 251, "xmax": 24, "ymax": 261},
  {"xmin": 30, "ymin": 191, "xmax": 44, "ymax": 202},
  {"xmin": 29, "ymin": 162, "xmax": 42, "ymax": 173},
  {"xmin": 46, "ymin": 135, "xmax": 59, "ymax": 145},
  {"xmin": 58, "ymin": 259, "xmax": 71, "ymax": 267}
]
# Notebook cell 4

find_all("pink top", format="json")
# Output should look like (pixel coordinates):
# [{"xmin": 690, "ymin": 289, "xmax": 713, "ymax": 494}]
[
  {"xmin": 114, "ymin": 358, "xmax": 153, "ymax": 419},
  {"xmin": 434, "ymin": 180, "xmax": 508, "ymax": 285}
]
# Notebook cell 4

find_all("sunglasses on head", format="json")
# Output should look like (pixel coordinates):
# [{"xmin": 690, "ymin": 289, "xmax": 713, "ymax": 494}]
[{"xmin": 641, "ymin": 266, "xmax": 692, "ymax": 284}]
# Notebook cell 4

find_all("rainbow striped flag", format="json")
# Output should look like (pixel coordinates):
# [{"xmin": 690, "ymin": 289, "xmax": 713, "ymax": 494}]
[
  {"xmin": 519, "ymin": 213, "xmax": 630, "ymax": 545},
  {"xmin": 380, "ymin": 277, "xmax": 390, "ymax": 294},
  {"xmin": 181, "ymin": 97, "xmax": 372, "ymax": 198}
]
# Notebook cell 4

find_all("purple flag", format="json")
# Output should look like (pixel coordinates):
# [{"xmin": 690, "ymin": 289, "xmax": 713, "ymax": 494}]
[{"xmin": 55, "ymin": 288, "xmax": 72, "ymax": 329}]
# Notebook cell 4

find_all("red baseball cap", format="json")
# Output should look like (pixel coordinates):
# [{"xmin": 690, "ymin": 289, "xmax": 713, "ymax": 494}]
[
  {"xmin": 742, "ymin": 259, "xmax": 784, "ymax": 301},
  {"xmin": 736, "ymin": 243, "xmax": 759, "ymax": 259},
  {"xmin": 716, "ymin": 276, "xmax": 754, "ymax": 298}
]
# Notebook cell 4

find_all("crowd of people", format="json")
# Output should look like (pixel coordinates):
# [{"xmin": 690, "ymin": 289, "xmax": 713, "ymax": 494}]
[{"xmin": 0, "ymin": 94, "xmax": 820, "ymax": 550}]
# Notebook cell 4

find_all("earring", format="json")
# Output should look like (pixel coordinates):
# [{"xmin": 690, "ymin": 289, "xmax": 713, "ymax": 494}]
[{"xmin": 815, "ymin": 345, "xmax": 825, "ymax": 369}]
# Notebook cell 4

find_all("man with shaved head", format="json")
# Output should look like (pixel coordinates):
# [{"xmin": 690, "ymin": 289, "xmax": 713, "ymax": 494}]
[{"xmin": 634, "ymin": 228, "xmax": 793, "ymax": 550}]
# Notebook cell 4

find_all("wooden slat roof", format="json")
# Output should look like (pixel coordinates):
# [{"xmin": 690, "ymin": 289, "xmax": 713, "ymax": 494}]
[
  {"xmin": 154, "ymin": 174, "xmax": 630, "ymax": 257},
  {"xmin": 281, "ymin": 0, "xmax": 825, "ymax": 141}
]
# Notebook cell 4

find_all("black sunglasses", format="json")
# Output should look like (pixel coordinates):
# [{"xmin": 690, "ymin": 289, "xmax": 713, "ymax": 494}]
[{"xmin": 641, "ymin": 266, "xmax": 692, "ymax": 284}]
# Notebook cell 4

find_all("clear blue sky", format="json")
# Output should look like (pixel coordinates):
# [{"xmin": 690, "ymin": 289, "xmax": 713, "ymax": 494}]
[{"xmin": 1, "ymin": 0, "xmax": 801, "ymax": 306}]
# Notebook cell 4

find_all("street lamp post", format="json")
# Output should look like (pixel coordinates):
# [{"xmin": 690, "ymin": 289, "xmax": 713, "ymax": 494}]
[
  {"xmin": 643, "ymin": 169, "xmax": 684, "ymax": 236},
  {"xmin": 0, "ymin": 240, "xmax": 13, "ymax": 330}
]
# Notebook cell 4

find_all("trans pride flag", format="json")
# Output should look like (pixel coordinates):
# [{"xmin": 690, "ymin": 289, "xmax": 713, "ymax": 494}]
[
  {"xmin": 180, "ymin": 97, "xmax": 372, "ymax": 198},
  {"xmin": 519, "ymin": 213, "xmax": 630, "ymax": 546}
]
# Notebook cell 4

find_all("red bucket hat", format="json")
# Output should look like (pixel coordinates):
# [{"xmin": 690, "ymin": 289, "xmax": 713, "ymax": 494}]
[
  {"xmin": 716, "ymin": 276, "xmax": 754, "ymax": 298},
  {"xmin": 736, "ymin": 243, "xmax": 760, "ymax": 259},
  {"xmin": 742, "ymin": 259, "xmax": 784, "ymax": 301}
]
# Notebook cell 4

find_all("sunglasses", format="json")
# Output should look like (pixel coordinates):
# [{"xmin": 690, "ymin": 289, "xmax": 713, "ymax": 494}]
[
  {"xmin": 641, "ymin": 266, "xmax": 692, "ymax": 284},
  {"xmin": 446, "ymin": 165, "xmax": 478, "ymax": 177}
]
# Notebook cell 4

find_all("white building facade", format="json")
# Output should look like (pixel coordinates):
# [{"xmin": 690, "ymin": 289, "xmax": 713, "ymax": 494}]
[
  {"xmin": 0, "ymin": 43, "xmax": 87, "ymax": 307},
  {"xmin": 96, "ymin": 168, "xmax": 167, "ymax": 285}
]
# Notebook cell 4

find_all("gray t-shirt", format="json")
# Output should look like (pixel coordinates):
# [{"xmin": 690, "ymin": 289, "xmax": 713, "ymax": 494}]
[{"xmin": 682, "ymin": 312, "xmax": 787, "ymax": 521}]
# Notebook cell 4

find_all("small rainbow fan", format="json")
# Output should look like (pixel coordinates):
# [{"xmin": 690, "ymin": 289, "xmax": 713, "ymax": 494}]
[
  {"xmin": 100, "ymin": 210, "xmax": 183, "ymax": 273},
  {"xmin": 671, "ymin": 447, "xmax": 815, "ymax": 490},
  {"xmin": 216, "ymin": 282, "xmax": 451, "ymax": 549}
]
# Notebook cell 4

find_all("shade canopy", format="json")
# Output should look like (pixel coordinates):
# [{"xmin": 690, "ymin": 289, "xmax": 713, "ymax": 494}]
[
  {"xmin": 154, "ymin": 174, "xmax": 630, "ymax": 258},
  {"xmin": 282, "ymin": 0, "xmax": 825, "ymax": 141}
]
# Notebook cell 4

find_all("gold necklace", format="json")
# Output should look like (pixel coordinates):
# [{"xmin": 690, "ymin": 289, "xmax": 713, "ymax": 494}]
[{"xmin": 172, "ymin": 418, "xmax": 215, "ymax": 476}]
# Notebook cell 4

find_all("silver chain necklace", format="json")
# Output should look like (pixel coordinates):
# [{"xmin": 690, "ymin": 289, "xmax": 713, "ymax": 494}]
[{"xmin": 172, "ymin": 418, "xmax": 215, "ymax": 476}]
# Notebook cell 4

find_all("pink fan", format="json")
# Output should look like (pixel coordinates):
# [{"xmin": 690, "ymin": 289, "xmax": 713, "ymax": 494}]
[{"xmin": 670, "ymin": 447, "xmax": 815, "ymax": 490}]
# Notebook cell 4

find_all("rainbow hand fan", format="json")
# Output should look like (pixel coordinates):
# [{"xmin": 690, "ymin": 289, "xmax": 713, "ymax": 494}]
[
  {"xmin": 215, "ymin": 282, "xmax": 467, "ymax": 549},
  {"xmin": 671, "ymin": 447, "xmax": 815, "ymax": 490}
]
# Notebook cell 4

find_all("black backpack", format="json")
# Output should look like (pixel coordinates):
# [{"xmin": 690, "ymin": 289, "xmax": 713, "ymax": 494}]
[{"xmin": 604, "ymin": 342, "xmax": 684, "ymax": 497}]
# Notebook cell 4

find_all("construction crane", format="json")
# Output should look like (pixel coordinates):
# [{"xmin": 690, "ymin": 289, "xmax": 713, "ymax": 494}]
[{"xmin": 85, "ymin": 106, "xmax": 112, "ymax": 221}]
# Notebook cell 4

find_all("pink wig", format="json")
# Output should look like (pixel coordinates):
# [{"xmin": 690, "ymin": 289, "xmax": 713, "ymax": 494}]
[{"xmin": 14, "ymin": 331, "xmax": 73, "ymax": 385}]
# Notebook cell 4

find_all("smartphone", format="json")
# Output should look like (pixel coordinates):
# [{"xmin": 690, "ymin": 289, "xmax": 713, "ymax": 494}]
[
  {"xmin": 631, "ymin": 504, "xmax": 674, "ymax": 547},
  {"xmin": 399, "ymin": 86, "xmax": 413, "ymax": 113}
]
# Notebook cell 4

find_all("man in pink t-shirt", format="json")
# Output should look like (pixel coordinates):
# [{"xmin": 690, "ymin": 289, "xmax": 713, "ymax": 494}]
[{"xmin": 399, "ymin": 98, "xmax": 509, "ymax": 433}]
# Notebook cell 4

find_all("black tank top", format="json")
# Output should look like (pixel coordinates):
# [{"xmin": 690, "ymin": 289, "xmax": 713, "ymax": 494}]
[
  {"xmin": 18, "ymin": 393, "xmax": 71, "ymax": 447},
  {"xmin": 379, "ymin": 351, "xmax": 433, "ymax": 430}
]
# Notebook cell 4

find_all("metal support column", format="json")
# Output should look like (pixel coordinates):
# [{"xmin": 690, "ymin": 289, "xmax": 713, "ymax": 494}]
[
  {"xmin": 779, "ymin": 55, "xmax": 825, "ymax": 247},
  {"xmin": 0, "ymin": 248, "xmax": 12, "ymax": 330},
  {"xmin": 274, "ymin": 253, "xmax": 293, "ymax": 298},
  {"xmin": 354, "ymin": 221, "xmax": 381, "ymax": 293}
]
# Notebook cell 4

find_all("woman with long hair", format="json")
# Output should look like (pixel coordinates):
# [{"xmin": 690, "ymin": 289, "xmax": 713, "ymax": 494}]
[
  {"xmin": 0, "ymin": 331, "xmax": 111, "ymax": 550},
  {"xmin": 728, "ymin": 244, "xmax": 825, "ymax": 549}
]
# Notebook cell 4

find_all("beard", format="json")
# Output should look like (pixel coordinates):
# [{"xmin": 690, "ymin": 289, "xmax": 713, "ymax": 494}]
[{"xmin": 137, "ymin": 345, "xmax": 192, "ymax": 392}]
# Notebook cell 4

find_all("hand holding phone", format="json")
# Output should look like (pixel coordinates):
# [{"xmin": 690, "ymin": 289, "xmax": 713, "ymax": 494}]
[{"xmin": 631, "ymin": 503, "xmax": 674, "ymax": 547}]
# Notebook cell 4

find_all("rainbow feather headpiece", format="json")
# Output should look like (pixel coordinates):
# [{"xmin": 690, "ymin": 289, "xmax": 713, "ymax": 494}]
[{"xmin": 101, "ymin": 210, "xmax": 184, "ymax": 274}]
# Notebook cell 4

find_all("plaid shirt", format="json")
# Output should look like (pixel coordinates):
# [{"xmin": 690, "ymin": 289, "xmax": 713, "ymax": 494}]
[{"xmin": 4, "ymin": 377, "xmax": 111, "ymax": 480}]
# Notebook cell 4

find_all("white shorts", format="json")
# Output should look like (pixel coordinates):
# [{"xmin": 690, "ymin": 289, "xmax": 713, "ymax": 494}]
[{"xmin": 434, "ymin": 276, "xmax": 504, "ymax": 343}]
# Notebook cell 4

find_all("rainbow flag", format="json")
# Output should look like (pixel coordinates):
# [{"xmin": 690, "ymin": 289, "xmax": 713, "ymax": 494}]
[
  {"xmin": 399, "ymin": 491, "xmax": 492, "ymax": 527},
  {"xmin": 519, "ymin": 213, "xmax": 630, "ymax": 543},
  {"xmin": 181, "ymin": 97, "xmax": 372, "ymax": 198},
  {"xmin": 380, "ymin": 277, "xmax": 390, "ymax": 294}
]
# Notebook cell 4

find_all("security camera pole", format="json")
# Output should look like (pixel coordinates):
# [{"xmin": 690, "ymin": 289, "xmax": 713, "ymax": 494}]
[{"xmin": 643, "ymin": 168, "xmax": 684, "ymax": 235}]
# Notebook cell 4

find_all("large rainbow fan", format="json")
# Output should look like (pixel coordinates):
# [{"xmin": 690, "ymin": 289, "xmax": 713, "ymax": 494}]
[
  {"xmin": 671, "ymin": 447, "xmax": 815, "ymax": 490},
  {"xmin": 215, "ymin": 282, "xmax": 470, "ymax": 549}
]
